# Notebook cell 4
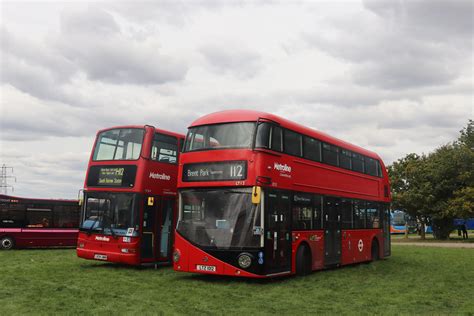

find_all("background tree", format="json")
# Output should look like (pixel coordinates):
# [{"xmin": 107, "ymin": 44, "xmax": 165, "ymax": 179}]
[{"xmin": 388, "ymin": 120, "xmax": 474, "ymax": 239}]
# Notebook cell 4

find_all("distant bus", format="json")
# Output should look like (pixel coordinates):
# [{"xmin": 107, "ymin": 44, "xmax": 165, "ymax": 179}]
[
  {"xmin": 390, "ymin": 210, "xmax": 417, "ymax": 234},
  {"xmin": 0, "ymin": 194, "xmax": 80, "ymax": 249},
  {"xmin": 453, "ymin": 219, "xmax": 474, "ymax": 230},
  {"xmin": 173, "ymin": 110, "xmax": 391, "ymax": 278},
  {"xmin": 77, "ymin": 125, "xmax": 185, "ymax": 265}
]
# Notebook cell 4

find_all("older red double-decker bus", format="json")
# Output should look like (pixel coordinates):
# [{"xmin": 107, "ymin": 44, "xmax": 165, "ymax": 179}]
[
  {"xmin": 77, "ymin": 125, "xmax": 184, "ymax": 265},
  {"xmin": 1, "ymin": 194, "xmax": 79, "ymax": 249},
  {"xmin": 173, "ymin": 110, "xmax": 391, "ymax": 277}
]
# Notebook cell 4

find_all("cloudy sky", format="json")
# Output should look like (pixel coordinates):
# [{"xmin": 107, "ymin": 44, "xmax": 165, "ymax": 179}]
[{"xmin": 0, "ymin": 0, "xmax": 472, "ymax": 199}]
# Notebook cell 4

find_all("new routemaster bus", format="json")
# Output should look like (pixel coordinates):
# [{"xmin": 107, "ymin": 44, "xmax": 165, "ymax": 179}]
[
  {"xmin": 173, "ymin": 110, "xmax": 391, "ymax": 277},
  {"xmin": 0, "ymin": 194, "xmax": 80, "ymax": 249},
  {"xmin": 76, "ymin": 125, "xmax": 184, "ymax": 265}
]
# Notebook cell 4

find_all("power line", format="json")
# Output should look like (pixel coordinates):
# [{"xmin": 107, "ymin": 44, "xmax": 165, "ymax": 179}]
[{"xmin": 0, "ymin": 164, "xmax": 16, "ymax": 194}]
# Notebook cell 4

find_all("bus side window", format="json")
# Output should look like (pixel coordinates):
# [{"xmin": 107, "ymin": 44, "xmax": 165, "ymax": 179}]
[
  {"xmin": 303, "ymin": 137, "xmax": 321, "ymax": 162},
  {"xmin": 283, "ymin": 129, "xmax": 302, "ymax": 157},
  {"xmin": 0, "ymin": 204, "xmax": 26, "ymax": 228},
  {"xmin": 255, "ymin": 122, "xmax": 271, "ymax": 148},
  {"xmin": 322, "ymin": 143, "xmax": 339, "ymax": 166},
  {"xmin": 313, "ymin": 195, "xmax": 323, "ymax": 229},
  {"xmin": 292, "ymin": 194, "xmax": 312, "ymax": 230},
  {"xmin": 352, "ymin": 153, "xmax": 365, "ymax": 173},
  {"xmin": 376, "ymin": 160, "xmax": 383, "ymax": 177},
  {"xmin": 365, "ymin": 157, "xmax": 378, "ymax": 176},
  {"xmin": 26, "ymin": 207, "xmax": 52, "ymax": 228},
  {"xmin": 270, "ymin": 126, "xmax": 282, "ymax": 152},
  {"xmin": 340, "ymin": 150, "xmax": 352, "ymax": 170},
  {"xmin": 341, "ymin": 199, "xmax": 353, "ymax": 229},
  {"xmin": 366, "ymin": 202, "xmax": 379, "ymax": 228},
  {"xmin": 179, "ymin": 138, "xmax": 185, "ymax": 153},
  {"xmin": 152, "ymin": 133, "xmax": 178, "ymax": 164},
  {"xmin": 353, "ymin": 201, "xmax": 366, "ymax": 229}
]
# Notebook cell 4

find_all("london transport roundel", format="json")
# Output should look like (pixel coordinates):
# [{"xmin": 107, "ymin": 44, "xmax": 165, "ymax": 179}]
[{"xmin": 358, "ymin": 239, "xmax": 364, "ymax": 252}]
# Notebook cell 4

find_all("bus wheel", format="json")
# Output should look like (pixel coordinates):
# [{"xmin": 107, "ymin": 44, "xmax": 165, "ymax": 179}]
[
  {"xmin": 371, "ymin": 240, "xmax": 379, "ymax": 262},
  {"xmin": 296, "ymin": 245, "xmax": 311, "ymax": 276},
  {"xmin": 1, "ymin": 236, "xmax": 15, "ymax": 250}
]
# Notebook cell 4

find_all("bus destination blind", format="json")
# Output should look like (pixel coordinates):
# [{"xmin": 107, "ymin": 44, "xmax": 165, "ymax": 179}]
[
  {"xmin": 182, "ymin": 161, "xmax": 247, "ymax": 182},
  {"xmin": 87, "ymin": 165, "xmax": 137, "ymax": 187},
  {"xmin": 98, "ymin": 167, "xmax": 124, "ymax": 186}
]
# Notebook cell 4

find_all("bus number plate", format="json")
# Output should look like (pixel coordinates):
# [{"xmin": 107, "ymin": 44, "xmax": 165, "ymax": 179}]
[
  {"xmin": 196, "ymin": 265, "xmax": 216, "ymax": 272},
  {"xmin": 94, "ymin": 254, "xmax": 108, "ymax": 261}
]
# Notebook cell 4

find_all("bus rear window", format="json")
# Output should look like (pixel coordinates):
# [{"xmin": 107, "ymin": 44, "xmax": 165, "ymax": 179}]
[{"xmin": 93, "ymin": 128, "xmax": 145, "ymax": 161}]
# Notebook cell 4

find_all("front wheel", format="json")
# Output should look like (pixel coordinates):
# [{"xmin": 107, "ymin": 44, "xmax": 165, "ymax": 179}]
[{"xmin": 0, "ymin": 236, "xmax": 15, "ymax": 250}]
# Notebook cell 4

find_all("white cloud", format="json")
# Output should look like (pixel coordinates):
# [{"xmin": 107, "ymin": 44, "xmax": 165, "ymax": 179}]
[{"xmin": 0, "ymin": 0, "xmax": 472, "ymax": 198}]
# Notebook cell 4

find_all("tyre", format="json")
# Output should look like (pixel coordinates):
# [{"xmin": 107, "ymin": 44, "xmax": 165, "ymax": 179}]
[
  {"xmin": 296, "ymin": 245, "xmax": 311, "ymax": 276},
  {"xmin": 0, "ymin": 236, "xmax": 15, "ymax": 250},
  {"xmin": 371, "ymin": 240, "xmax": 379, "ymax": 261}
]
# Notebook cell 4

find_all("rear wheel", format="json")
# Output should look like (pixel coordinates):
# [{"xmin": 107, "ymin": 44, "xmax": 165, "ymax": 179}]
[
  {"xmin": 371, "ymin": 240, "xmax": 379, "ymax": 261},
  {"xmin": 296, "ymin": 245, "xmax": 311, "ymax": 276},
  {"xmin": 1, "ymin": 236, "xmax": 15, "ymax": 250}
]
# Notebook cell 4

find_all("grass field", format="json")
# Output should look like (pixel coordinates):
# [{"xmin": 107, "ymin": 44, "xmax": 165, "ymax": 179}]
[
  {"xmin": 1, "ymin": 246, "xmax": 473, "ymax": 315},
  {"xmin": 392, "ymin": 230, "xmax": 474, "ymax": 243}
]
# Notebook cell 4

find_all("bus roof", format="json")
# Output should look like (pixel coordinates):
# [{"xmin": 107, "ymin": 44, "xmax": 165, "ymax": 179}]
[
  {"xmin": 189, "ymin": 110, "xmax": 380, "ymax": 160},
  {"xmin": 96, "ymin": 125, "xmax": 185, "ymax": 139}
]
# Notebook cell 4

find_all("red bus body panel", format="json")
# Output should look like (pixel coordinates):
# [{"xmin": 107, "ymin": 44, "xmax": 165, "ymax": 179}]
[
  {"xmin": 174, "ymin": 110, "xmax": 391, "ymax": 278},
  {"xmin": 77, "ymin": 234, "xmax": 141, "ymax": 265},
  {"xmin": 174, "ymin": 233, "xmax": 265, "ymax": 278},
  {"xmin": 77, "ymin": 125, "xmax": 184, "ymax": 265}
]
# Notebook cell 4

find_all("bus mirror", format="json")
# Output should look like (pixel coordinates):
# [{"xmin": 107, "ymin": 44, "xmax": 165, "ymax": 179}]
[
  {"xmin": 78, "ymin": 189, "xmax": 84, "ymax": 206},
  {"xmin": 252, "ymin": 186, "xmax": 261, "ymax": 204}
]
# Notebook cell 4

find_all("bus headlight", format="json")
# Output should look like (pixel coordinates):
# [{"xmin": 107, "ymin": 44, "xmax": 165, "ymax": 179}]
[
  {"xmin": 173, "ymin": 249, "xmax": 181, "ymax": 263},
  {"xmin": 237, "ymin": 253, "xmax": 252, "ymax": 269}
]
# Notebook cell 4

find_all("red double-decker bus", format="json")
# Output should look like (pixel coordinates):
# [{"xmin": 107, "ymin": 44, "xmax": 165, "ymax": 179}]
[
  {"xmin": 76, "ymin": 125, "xmax": 184, "ymax": 265},
  {"xmin": 173, "ymin": 110, "xmax": 391, "ymax": 277},
  {"xmin": 0, "ymin": 194, "xmax": 80, "ymax": 249}
]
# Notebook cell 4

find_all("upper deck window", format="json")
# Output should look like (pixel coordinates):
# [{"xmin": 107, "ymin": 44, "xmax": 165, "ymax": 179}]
[
  {"xmin": 184, "ymin": 122, "xmax": 254, "ymax": 152},
  {"xmin": 303, "ymin": 137, "xmax": 321, "ymax": 162},
  {"xmin": 340, "ymin": 149, "xmax": 352, "ymax": 170},
  {"xmin": 93, "ymin": 128, "xmax": 145, "ymax": 161},
  {"xmin": 322, "ymin": 143, "xmax": 339, "ymax": 166},
  {"xmin": 365, "ymin": 157, "xmax": 378, "ymax": 177},
  {"xmin": 284, "ymin": 129, "xmax": 302, "ymax": 156},
  {"xmin": 151, "ymin": 133, "xmax": 178, "ymax": 164}
]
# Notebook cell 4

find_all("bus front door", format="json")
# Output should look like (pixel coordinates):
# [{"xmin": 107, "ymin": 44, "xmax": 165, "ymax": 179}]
[
  {"xmin": 141, "ymin": 196, "xmax": 160, "ymax": 260},
  {"xmin": 158, "ymin": 198, "xmax": 174, "ymax": 260},
  {"xmin": 324, "ymin": 197, "xmax": 342, "ymax": 266},
  {"xmin": 264, "ymin": 191, "xmax": 291, "ymax": 275}
]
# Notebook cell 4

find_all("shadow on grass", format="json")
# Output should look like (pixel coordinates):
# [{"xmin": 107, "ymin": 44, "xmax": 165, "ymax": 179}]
[{"xmin": 177, "ymin": 272, "xmax": 291, "ymax": 285}]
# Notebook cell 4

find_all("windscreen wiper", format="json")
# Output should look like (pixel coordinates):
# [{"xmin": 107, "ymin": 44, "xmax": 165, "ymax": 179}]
[
  {"xmin": 102, "ymin": 213, "xmax": 117, "ymax": 238},
  {"xmin": 86, "ymin": 217, "xmax": 100, "ymax": 236}
]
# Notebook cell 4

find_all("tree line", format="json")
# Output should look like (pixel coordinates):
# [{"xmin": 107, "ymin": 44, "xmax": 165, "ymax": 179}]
[{"xmin": 388, "ymin": 120, "xmax": 474, "ymax": 239}]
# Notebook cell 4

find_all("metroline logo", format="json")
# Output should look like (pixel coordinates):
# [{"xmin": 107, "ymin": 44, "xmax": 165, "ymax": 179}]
[
  {"xmin": 274, "ymin": 162, "xmax": 292, "ymax": 173},
  {"xmin": 149, "ymin": 172, "xmax": 171, "ymax": 181},
  {"xmin": 95, "ymin": 236, "xmax": 110, "ymax": 242}
]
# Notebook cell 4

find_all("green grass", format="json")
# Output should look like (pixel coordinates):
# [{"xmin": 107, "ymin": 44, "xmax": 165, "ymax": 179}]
[
  {"xmin": 0, "ymin": 246, "xmax": 473, "ymax": 315},
  {"xmin": 392, "ymin": 230, "xmax": 474, "ymax": 243}
]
